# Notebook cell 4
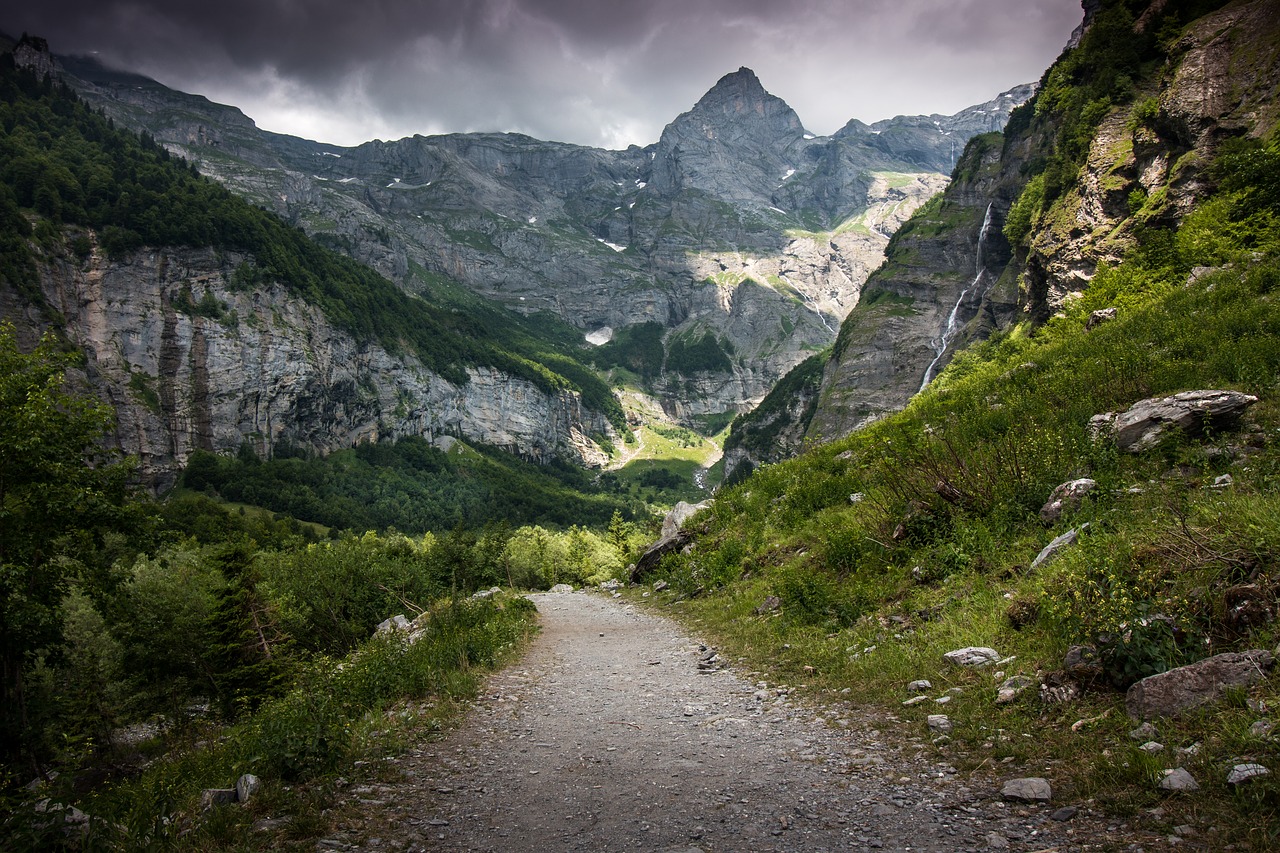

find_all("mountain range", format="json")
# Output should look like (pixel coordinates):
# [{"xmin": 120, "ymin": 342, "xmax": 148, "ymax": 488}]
[{"xmin": 4, "ymin": 41, "xmax": 1030, "ymax": 484}]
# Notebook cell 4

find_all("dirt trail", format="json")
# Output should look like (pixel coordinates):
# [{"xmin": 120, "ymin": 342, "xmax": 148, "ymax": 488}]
[{"xmin": 332, "ymin": 591, "xmax": 1156, "ymax": 852}]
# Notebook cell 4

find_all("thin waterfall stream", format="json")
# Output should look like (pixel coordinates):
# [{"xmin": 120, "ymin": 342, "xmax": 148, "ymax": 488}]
[{"xmin": 919, "ymin": 202, "xmax": 995, "ymax": 391}]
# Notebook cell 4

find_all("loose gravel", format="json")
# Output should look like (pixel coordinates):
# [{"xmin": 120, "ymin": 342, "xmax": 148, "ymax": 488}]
[{"xmin": 323, "ymin": 591, "xmax": 1165, "ymax": 852}]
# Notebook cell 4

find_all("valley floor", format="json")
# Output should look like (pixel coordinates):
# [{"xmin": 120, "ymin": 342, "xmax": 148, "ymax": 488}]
[{"xmin": 319, "ymin": 592, "xmax": 1169, "ymax": 852}]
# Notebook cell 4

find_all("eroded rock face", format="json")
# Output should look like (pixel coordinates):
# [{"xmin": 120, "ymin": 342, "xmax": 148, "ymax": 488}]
[
  {"xmin": 1125, "ymin": 650, "xmax": 1275, "ymax": 718},
  {"xmin": 0, "ymin": 245, "xmax": 612, "ymax": 489}
]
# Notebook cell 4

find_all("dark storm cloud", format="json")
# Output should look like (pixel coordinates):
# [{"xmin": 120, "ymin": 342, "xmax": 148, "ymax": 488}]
[{"xmin": 1, "ymin": 0, "xmax": 1083, "ymax": 148}]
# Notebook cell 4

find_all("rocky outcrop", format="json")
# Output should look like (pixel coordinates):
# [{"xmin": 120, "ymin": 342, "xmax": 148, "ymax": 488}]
[
  {"xmin": 1089, "ymin": 390, "xmax": 1258, "ymax": 452},
  {"xmin": 59, "ymin": 57, "xmax": 1027, "ymax": 426},
  {"xmin": 0, "ymin": 242, "xmax": 611, "ymax": 489}
]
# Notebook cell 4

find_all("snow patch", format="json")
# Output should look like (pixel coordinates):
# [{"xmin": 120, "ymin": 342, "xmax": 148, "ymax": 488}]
[
  {"xmin": 596, "ymin": 238, "xmax": 627, "ymax": 252},
  {"xmin": 585, "ymin": 326, "xmax": 614, "ymax": 346},
  {"xmin": 528, "ymin": 216, "xmax": 538, "ymax": 224},
  {"xmin": 769, "ymin": 206, "xmax": 787, "ymax": 214},
  {"xmin": 634, "ymin": 180, "xmax": 647, "ymax": 188},
  {"xmin": 781, "ymin": 168, "xmax": 796, "ymax": 181},
  {"xmin": 803, "ymin": 133, "xmax": 815, "ymax": 140}
]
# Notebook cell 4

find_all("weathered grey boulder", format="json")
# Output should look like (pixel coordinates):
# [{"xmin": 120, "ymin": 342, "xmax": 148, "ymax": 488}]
[
  {"xmin": 754, "ymin": 594, "xmax": 781, "ymax": 615},
  {"xmin": 927, "ymin": 714, "xmax": 952, "ymax": 734},
  {"xmin": 375, "ymin": 614, "xmax": 411, "ymax": 635},
  {"xmin": 631, "ymin": 501, "xmax": 712, "ymax": 582},
  {"xmin": 548, "ymin": 583, "xmax": 575, "ymax": 594},
  {"xmin": 944, "ymin": 647, "xmax": 1001, "ymax": 667},
  {"xmin": 1039, "ymin": 479, "xmax": 1097, "ymax": 525},
  {"xmin": 661, "ymin": 500, "xmax": 712, "ymax": 539},
  {"xmin": 1001, "ymin": 777, "xmax": 1052, "ymax": 802},
  {"xmin": 236, "ymin": 773, "xmax": 261, "ymax": 804},
  {"xmin": 1159, "ymin": 768, "xmax": 1200, "ymax": 792},
  {"xmin": 1227, "ymin": 763, "xmax": 1270, "ymax": 786},
  {"xmin": 1090, "ymin": 390, "xmax": 1258, "ymax": 453},
  {"xmin": 1126, "ymin": 650, "xmax": 1274, "ymax": 718},
  {"xmin": 907, "ymin": 679, "xmax": 933, "ymax": 693}
]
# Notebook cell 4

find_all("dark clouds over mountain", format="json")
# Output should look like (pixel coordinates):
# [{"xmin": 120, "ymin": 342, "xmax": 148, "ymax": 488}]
[{"xmin": 1, "ymin": 0, "xmax": 1082, "ymax": 147}]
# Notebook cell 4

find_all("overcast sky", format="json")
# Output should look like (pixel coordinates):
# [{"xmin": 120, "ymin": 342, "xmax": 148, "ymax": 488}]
[{"xmin": 3, "ymin": 0, "xmax": 1083, "ymax": 150}]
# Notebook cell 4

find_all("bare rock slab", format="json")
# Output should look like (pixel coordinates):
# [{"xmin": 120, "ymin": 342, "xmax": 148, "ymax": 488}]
[
  {"xmin": 1126, "ymin": 650, "xmax": 1274, "ymax": 718},
  {"xmin": 1001, "ymin": 777, "xmax": 1052, "ymax": 802}
]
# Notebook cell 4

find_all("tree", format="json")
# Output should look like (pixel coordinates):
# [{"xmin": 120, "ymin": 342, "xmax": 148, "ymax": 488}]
[{"xmin": 0, "ymin": 322, "xmax": 132, "ymax": 769}]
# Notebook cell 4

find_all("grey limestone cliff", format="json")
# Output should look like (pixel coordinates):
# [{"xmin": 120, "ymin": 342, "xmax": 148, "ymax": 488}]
[{"xmin": 1, "ymin": 242, "xmax": 613, "ymax": 489}]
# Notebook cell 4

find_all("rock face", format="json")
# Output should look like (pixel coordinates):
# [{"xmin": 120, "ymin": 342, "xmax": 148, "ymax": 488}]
[
  {"xmin": 0, "ymin": 245, "xmax": 612, "ymax": 488},
  {"xmin": 59, "ymin": 56, "xmax": 1027, "ymax": 427},
  {"xmin": 1090, "ymin": 390, "xmax": 1258, "ymax": 453},
  {"xmin": 806, "ymin": 0, "xmax": 1280, "ymax": 444},
  {"xmin": 1125, "ymin": 650, "xmax": 1275, "ymax": 718}
]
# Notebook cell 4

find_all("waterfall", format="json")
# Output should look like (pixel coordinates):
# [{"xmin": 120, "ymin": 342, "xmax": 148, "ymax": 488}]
[{"xmin": 919, "ymin": 203, "xmax": 995, "ymax": 391}]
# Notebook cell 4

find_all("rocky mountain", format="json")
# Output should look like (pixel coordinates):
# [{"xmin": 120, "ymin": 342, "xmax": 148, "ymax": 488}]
[
  {"xmin": 56, "ymin": 57, "xmax": 1029, "ymax": 425},
  {"xmin": 721, "ymin": 0, "xmax": 1279, "ymax": 480}
]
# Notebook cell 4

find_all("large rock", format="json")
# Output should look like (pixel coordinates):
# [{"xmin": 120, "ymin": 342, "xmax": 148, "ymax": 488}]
[
  {"xmin": 1039, "ymin": 479, "xmax": 1097, "ymax": 525},
  {"xmin": 944, "ymin": 647, "xmax": 1001, "ymax": 667},
  {"xmin": 1090, "ymin": 390, "xmax": 1258, "ymax": 453},
  {"xmin": 661, "ymin": 501, "xmax": 712, "ymax": 539},
  {"xmin": 1001, "ymin": 777, "xmax": 1052, "ymax": 802},
  {"xmin": 1126, "ymin": 650, "xmax": 1274, "ymax": 718}
]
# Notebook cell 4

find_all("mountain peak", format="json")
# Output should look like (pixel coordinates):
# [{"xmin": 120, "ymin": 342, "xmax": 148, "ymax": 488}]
[{"xmin": 694, "ymin": 66, "xmax": 770, "ymax": 111}]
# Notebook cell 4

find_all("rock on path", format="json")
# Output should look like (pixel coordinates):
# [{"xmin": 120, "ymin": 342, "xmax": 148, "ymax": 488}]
[{"xmin": 333, "ymin": 592, "xmax": 1156, "ymax": 851}]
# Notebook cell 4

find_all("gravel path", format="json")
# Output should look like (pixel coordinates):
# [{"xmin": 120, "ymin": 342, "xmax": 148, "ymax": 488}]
[{"xmin": 329, "ymin": 591, "xmax": 1160, "ymax": 852}]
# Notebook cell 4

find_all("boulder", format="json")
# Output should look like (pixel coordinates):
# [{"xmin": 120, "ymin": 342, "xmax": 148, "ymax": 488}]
[
  {"xmin": 375, "ymin": 614, "xmax": 411, "ymax": 635},
  {"xmin": 548, "ymin": 583, "xmax": 574, "ymax": 594},
  {"xmin": 236, "ymin": 774, "xmax": 261, "ymax": 804},
  {"xmin": 1126, "ymin": 650, "xmax": 1274, "ymax": 718},
  {"xmin": 1159, "ymin": 768, "xmax": 1200, "ymax": 792},
  {"xmin": 927, "ymin": 714, "xmax": 952, "ymax": 734},
  {"xmin": 1227, "ymin": 763, "xmax": 1270, "ymax": 786},
  {"xmin": 1001, "ymin": 777, "xmax": 1052, "ymax": 802},
  {"xmin": 661, "ymin": 500, "xmax": 712, "ymax": 539},
  {"xmin": 944, "ymin": 647, "xmax": 1001, "ymax": 667},
  {"xmin": 907, "ymin": 679, "xmax": 933, "ymax": 693},
  {"xmin": 1039, "ymin": 478, "xmax": 1097, "ymax": 525},
  {"xmin": 630, "ymin": 528, "xmax": 692, "ymax": 582},
  {"xmin": 754, "ymin": 594, "xmax": 782, "ymax": 615},
  {"xmin": 1091, "ymin": 390, "xmax": 1258, "ymax": 453}
]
